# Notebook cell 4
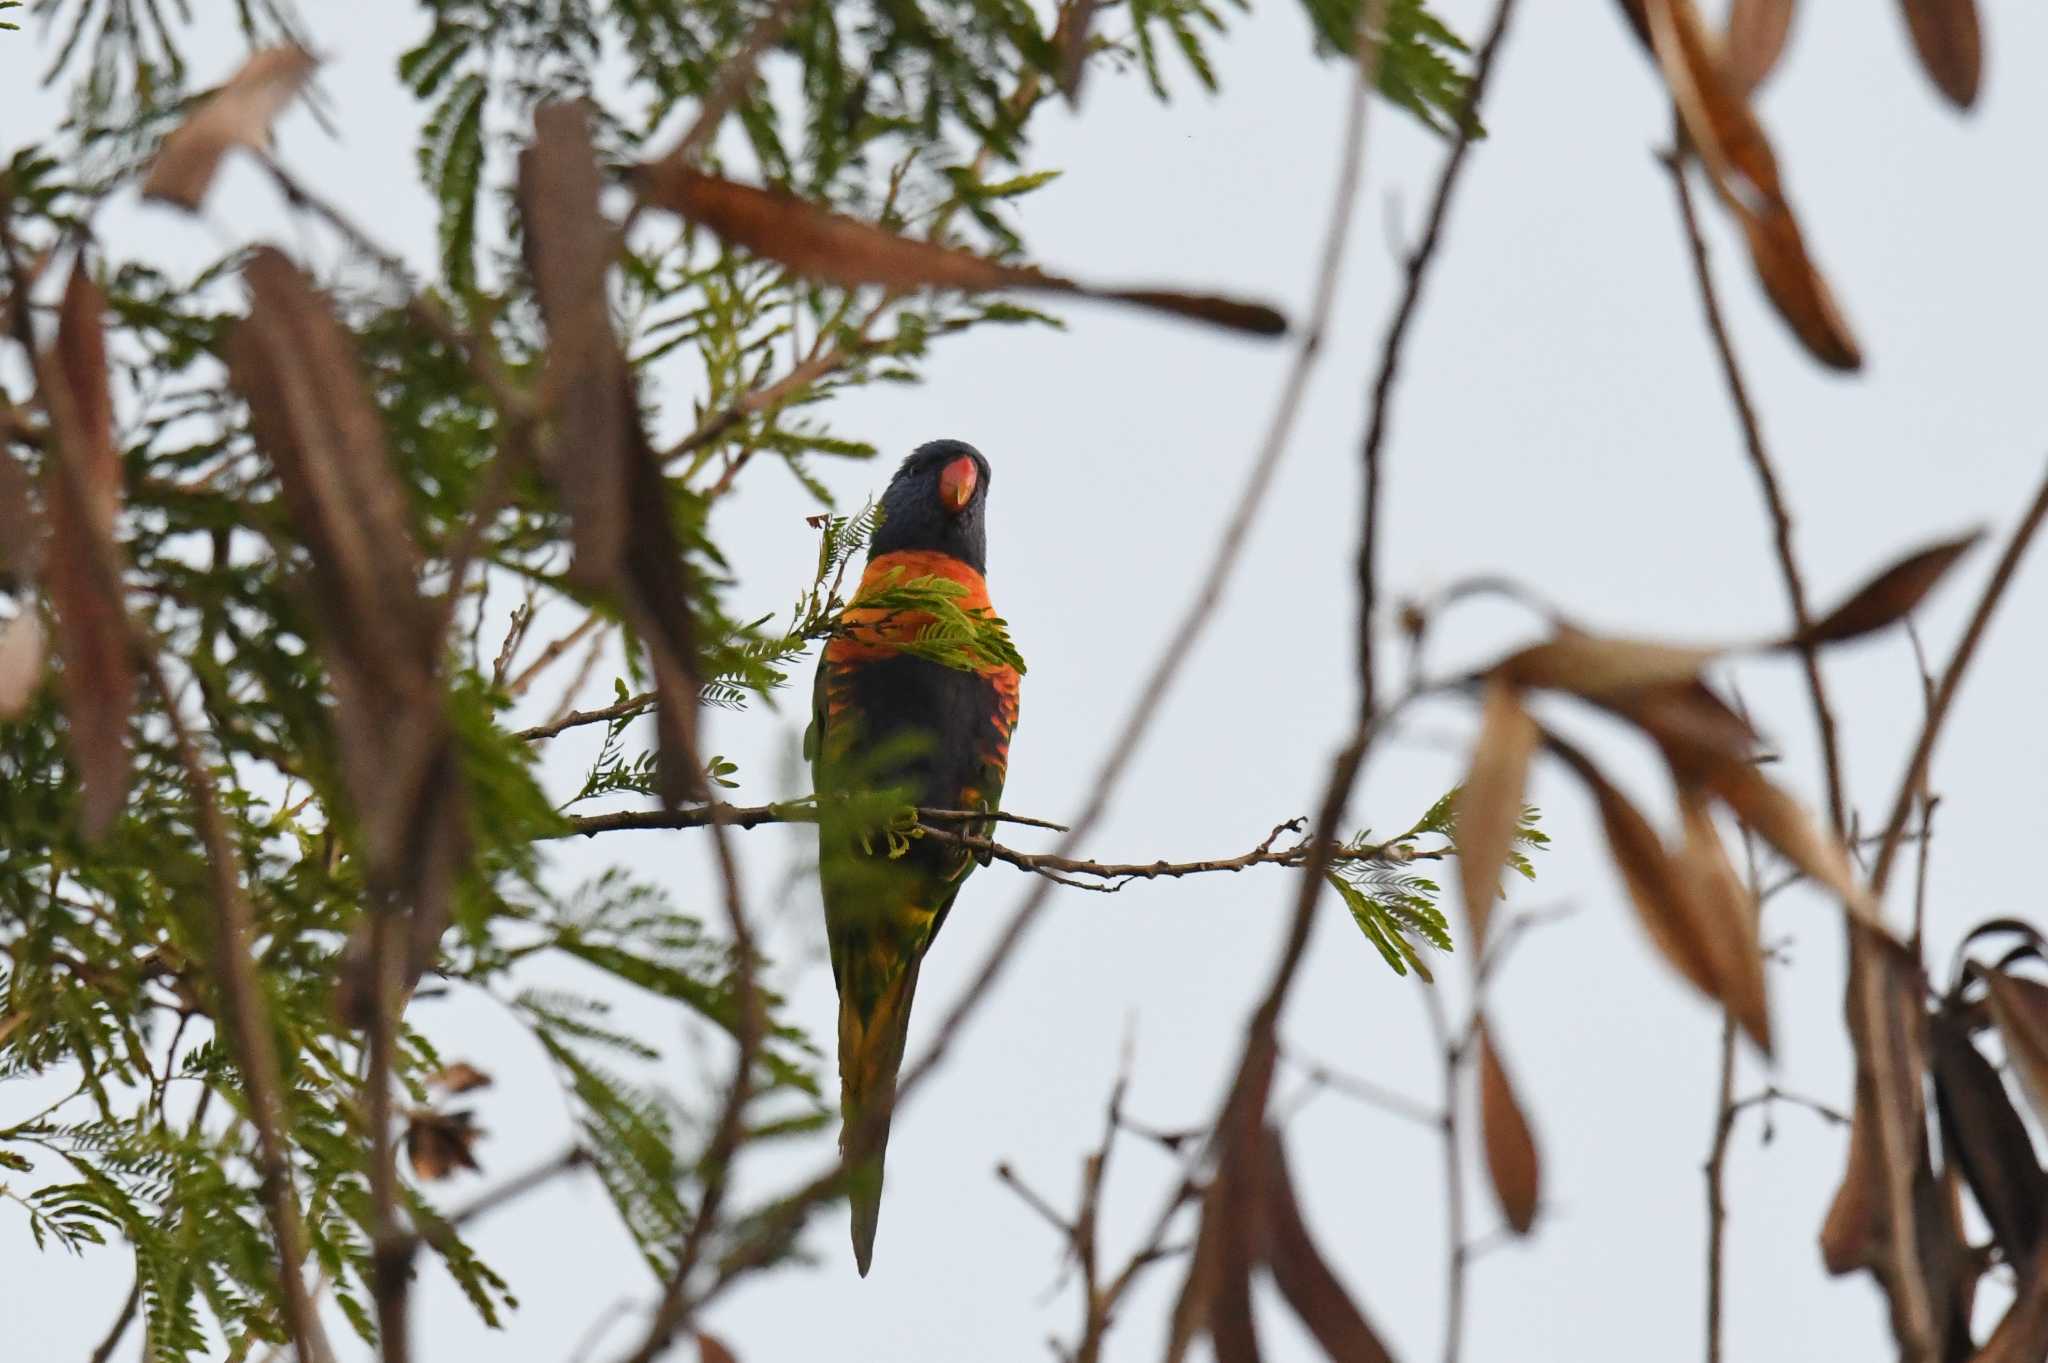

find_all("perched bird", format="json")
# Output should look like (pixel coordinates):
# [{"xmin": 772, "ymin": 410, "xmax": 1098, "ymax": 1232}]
[{"xmin": 806, "ymin": 439, "xmax": 1021, "ymax": 1275}]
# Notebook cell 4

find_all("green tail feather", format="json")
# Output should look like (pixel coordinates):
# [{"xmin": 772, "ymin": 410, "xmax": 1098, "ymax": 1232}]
[{"xmin": 838, "ymin": 956, "xmax": 923, "ymax": 1276}]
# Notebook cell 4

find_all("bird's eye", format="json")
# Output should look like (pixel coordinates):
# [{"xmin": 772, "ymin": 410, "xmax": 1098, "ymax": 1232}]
[{"xmin": 938, "ymin": 456, "xmax": 978, "ymax": 513}]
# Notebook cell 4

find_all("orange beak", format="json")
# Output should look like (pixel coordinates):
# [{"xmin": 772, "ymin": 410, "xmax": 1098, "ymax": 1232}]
[{"xmin": 939, "ymin": 455, "xmax": 978, "ymax": 514}]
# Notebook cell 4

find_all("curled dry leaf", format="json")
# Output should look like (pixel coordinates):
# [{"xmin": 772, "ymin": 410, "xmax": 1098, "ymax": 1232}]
[
  {"xmin": 1677, "ymin": 793, "xmax": 1772, "ymax": 1054},
  {"xmin": 1258, "ymin": 1126, "xmax": 1395, "ymax": 1363},
  {"xmin": 1643, "ymin": 0, "xmax": 1862, "ymax": 370},
  {"xmin": 44, "ymin": 260, "xmax": 135, "ymax": 839},
  {"xmin": 1725, "ymin": 0, "xmax": 1798, "ymax": 92},
  {"xmin": 404, "ymin": 1109, "xmax": 483, "ymax": 1181},
  {"xmin": 1696, "ymin": 755, "xmax": 1859, "ymax": 906},
  {"xmin": 1927, "ymin": 1010, "xmax": 2045, "ymax": 1273},
  {"xmin": 1457, "ymin": 677, "xmax": 1538, "ymax": 954},
  {"xmin": 1795, "ymin": 531, "xmax": 1982, "ymax": 646},
  {"xmin": 1476, "ymin": 1017, "xmax": 1540, "ymax": 1235},
  {"xmin": 1899, "ymin": 0, "xmax": 1983, "ymax": 110},
  {"xmin": 1555, "ymin": 737, "xmax": 1752, "ymax": 1035},
  {"xmin": 1821, "ymin": 1097, "xmax": 1880, "ymax": 1275},
  {"xmin": 141, "ymin": 45, "xmax": 320, "ymax": 212},
  {"xmin": 426, "ymin": 1062, "xmax": 494, "ymax": 1095},
  {"xmin": 1984, "ymin": 970, "xmax": 2048, "ymax": 1132},
  {"xmin": 1827, "ymin": 929, "xmax": 1945, "ymax": 1351},
  {"xmin": 633, "ymin": 165, "xmax": 1288, "ymax": 338},
  {"xmin": 0, "ymin": 610, "xmax": 46, "ymax": 719}
]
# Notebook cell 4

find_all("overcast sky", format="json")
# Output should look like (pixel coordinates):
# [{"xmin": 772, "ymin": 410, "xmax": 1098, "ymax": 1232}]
[{"xmin": 8, "ymin": 2, "xmax": 2048, "ymax": 1360}]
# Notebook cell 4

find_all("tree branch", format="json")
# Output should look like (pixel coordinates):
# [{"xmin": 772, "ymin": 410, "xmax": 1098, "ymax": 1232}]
[
  {"xmin": 1868, "ymin": 460, "xmax": 2048, "ymax": 896},
  {"xmin": 1662, "ymin": 148, "xmax": 1845, "ymax": 836}
]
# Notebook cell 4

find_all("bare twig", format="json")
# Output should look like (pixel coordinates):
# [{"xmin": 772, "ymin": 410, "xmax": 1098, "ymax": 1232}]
[
  {"xmin": 87, "ymin": 1275, "xmax": 141, "ymax": 1363},
  {"xmin": 1279, "ymin": 1042, "xmax": 1440, "ymax": 1129},
  {"xmin": 515, "ymin": 688, "xmax": 654, "ymax": 741},
  {"xmin": 1287, "ymin": 0, "xmax": 1520, "ymax": 952},
  {"xmin": 505, "ymin": 613, "xmax": 606, "ymax": 698},
  {"xmin": 559, "ymin": 801, "xmax": 1432, "ymax": 890},
  {"xmin": 1662, "ymin": 148, "xmax": 1844, "ymax": 835},
  {"xmin": 1869, "ymin": 462, "xmax": 2048, "ymax": 896},
  {"xmin": 1420, "ymin": 980, "xmax": 1469, "ymax": 1363}
]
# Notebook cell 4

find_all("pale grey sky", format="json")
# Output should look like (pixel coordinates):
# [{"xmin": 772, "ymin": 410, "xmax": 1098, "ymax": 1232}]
[{"xmin": 7, "ymin": 2, "xmax": 2048, "ymax": 1360}]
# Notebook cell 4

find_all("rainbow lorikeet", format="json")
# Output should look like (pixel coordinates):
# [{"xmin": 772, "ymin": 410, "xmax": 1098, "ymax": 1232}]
[{"xmin": 805, "ymin": 439, "xmax": 1020, "ymax": 1275}]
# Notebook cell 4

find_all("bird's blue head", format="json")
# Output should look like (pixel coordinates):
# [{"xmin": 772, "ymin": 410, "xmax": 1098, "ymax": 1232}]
[{"xmin": 869, "ymin": 438, "xmax": 993, "ymax": 574}]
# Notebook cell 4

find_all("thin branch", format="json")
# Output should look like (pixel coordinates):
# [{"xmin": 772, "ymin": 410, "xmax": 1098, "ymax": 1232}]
[
  {"xmin": 664, "ymin": 0, "xmax": 809, "ymax": 168},
  {"xmin": 515, "ymin": 689, "xmax": 654, "ymax": 741},
  {"xmin": 1421, "ymin": 980, "xmax": 1469, "ymax": 1363},
  {"xmin": 87, "ymin": 1274, "xmax": 141, "ymax": 1363},
  {"xmin": 148, "ymin": 653, "xmax": 336, "ymax": 1363},
  {"xmin": 256, "ymin": 157, "xmax": 532, "ymax": 425},
  {"xmin": 1287, "ymin": 0, "xmax": 1520, "ymax": 967},
  {"xmin": 1703, "ymin": 1005, "xmax": 1738, "ymax": 1363},
  {"xmin": 1278, "ymin": 1042, "xmax": 1440, "ymax": 1130},
  {"xmin": 558, "ymin": 802, "xmax": 1432, "ymax": 890},
  {"xmin": 1869, "ymin": 461, "xmax": 2048, "ymax": 896},
  {"xmin": 505, "ymin": 612, "xmax": 606, "ymax": 698},
  {"xmin": 1661, "ymin": 148, "xmax": 1845, "ymax": 835}
]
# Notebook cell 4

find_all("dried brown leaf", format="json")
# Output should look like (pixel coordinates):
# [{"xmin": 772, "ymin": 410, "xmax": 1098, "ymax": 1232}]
[
  {"xmin": 1734, "ymin": 203, "xmax": 1862, "ymax": 372},
  {"xmin": 55, "ymin": 267, "xmax": 118, "ymax": 530},
  {"xmin": 1614, "ymin": 0, "xmax": 1652, "ymax": 49},
  {"xmin": 1677, "ymin": 793, "xmax": 1772, "ymax": 1054},
  {"xmin": 1984, "ymin": 971, "xmax": 2048, "ymax": 1134},
  {"xmin": 622, "ymin": 417, "xmax": 706, "ymax": 807},
  {"xmin": 1476, "ymin": 1017, "xmax": 1540, "ymax": 1235},
  {"xmin": 1929, "ymin": 1010, "xmax": 2045, "ymax": 1272},
  {"xmin": 1899, "ymin": 0, "xmax": 1982, "ymax": 110},
  {"xmin": 1829, "ymin": 929, "xmax": 1946, "ymax": 1354},
  {"xmin": 226, "ymin": 248, "xmax": 469, "ymax": 1021},
  {"xmin": 634, "ymin": 165, "xmax": 1287, "ymax": 337},
  {"xmin": 519, "ymin": 102, "xmax": 631, "ymax": 587},
  {"xmin": 0, "ymin": 448, "xmax": 38, "ymax": 587},
  {"xmin": 1258, "ymin": 1126, "xmax": 1395, "ymax": 1363},
  {"xmin": 1726, "ymin": 0, "xmax": 1798, "ymax": 91},
  {"xmin": 1495, "ymin": 629, "xmax": 1721, "ymax": 700},
  {"xmin": 1698, "ymin": 756, "xmax": 1858, "ymax": 904},
  {"xmin": 43, "ymin": 260, "xmax": 134, "ymax": 839},
  {"xmin": 1644, "ymin": 0, "xmax": 1862, "ymax": 370},
  {"xmin": 696, "ymin": 1332, "xmax": 739, "ymax": 1363},
  {"xmin": 427, "ymin": 1062, "xmax": 494, "ymax": 1095},
  {"xmin": 1821, "ymin": 1099, "xmax": 1880, "ymax": 1275},
  {"xmin": 1457, "ymin": 677, "xmax": 1537, "ymax": 953},
  {"xmin": 1644, "ymin": 0, "xmax": 1783, "ymax": 205},
  {"xmin": 1550, "ymin": 736, "xmax": 1719, "ymax": 997},
  {"xmin": 141, "ymin": 46, "xmax": 320, "ymax": 212},
  {"xmin": 403, "ymin": 1109, "xmax": 483, "ymax": 1181},
  {"xmin": 0, "ymin": 610, "xmax": 46, "ymax": 719},
  {"xmin": 1795, "ymin": 532, "xmax": 1982, "ymax": 647},
  {"xmin": 1165, "ymin": 1035, "xmax": 1276, "ymax": 1363},
  {"xmin": 1055, "ymin": 0, "xmax": 1101, "ymax": 101}
]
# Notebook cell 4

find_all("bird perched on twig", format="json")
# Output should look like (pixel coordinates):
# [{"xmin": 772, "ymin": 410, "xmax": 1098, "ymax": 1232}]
[{"xmin": 806, "ymin": 439, "xmax": 1021, "ymax": 1275}]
